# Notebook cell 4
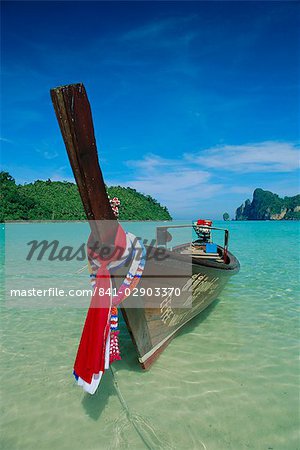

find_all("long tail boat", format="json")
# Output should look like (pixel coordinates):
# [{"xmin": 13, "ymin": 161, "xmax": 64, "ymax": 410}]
[{"xmin": 50, "ymin": 83, "xmax": 240, "ymax": 371}]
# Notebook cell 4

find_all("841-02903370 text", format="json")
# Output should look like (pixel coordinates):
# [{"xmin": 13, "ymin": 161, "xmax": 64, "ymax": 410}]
[{"xmin": 96, "ymin": 287, "xmax": 182, "ymax": 297}]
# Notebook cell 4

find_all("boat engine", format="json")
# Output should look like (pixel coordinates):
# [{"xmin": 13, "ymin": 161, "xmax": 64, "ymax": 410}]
[{"xmin": 193, "ymin": 219, "xmax": 212, "ymax": 244}]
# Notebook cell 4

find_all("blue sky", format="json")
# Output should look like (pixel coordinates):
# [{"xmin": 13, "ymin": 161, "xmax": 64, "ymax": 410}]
[{"xmin": 1, "ymin": 1, "xmax": 299, "ymax": 218}]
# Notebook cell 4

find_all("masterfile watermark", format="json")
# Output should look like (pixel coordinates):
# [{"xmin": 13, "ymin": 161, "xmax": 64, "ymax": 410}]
[
  {"xmin": 25, "ymin": 237, "xmax": 168, "ymax": 262},
  {"xmin": 4, "ymin": 220, "xmax": 194, "ymax": 308},
  {"xmin": 9, "ymin": 287, "xmax": 95, "ymax": 298}
]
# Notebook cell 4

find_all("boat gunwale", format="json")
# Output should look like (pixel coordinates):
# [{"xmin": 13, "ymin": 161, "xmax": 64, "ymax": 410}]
[{"xmin": 153, "ymin": 243, "xmax": 240, "ymax": 273}]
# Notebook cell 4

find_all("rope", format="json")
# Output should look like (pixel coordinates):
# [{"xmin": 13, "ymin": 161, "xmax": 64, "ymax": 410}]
[
  {"xmin": 110, "ymin": 366, "xmax": 172, "ymax": 450},
  {"xmin": 109, "ymin": 366, "xmax": 152, "ymax": 450}
]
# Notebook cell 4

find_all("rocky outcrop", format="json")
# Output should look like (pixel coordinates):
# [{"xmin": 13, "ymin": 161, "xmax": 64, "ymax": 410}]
[
  {"xmin": 270, "ymin": 209, "xmax": 287, "ymax": 220},
  {"xmin": 235, "ymin": 188, "xmax": 300, "ymax": 220}
]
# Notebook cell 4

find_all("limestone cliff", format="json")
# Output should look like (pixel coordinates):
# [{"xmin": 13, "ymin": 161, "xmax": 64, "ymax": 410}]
[{"xmin": 235, "ymin": 188, "xmax": 300, "ymax": 220}]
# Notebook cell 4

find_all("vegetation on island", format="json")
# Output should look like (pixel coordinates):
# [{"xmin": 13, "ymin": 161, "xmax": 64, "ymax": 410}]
[
  {"xmin": 236, "ymin": 188, "xmax": 300, "ymax": 221},
  {"xmin": 223, "ymin": 212, "xmax": 230, "ymax": 221},
  {"xmin": 0, "ymin": 171, "xmax": 172, "ymax": 222}
]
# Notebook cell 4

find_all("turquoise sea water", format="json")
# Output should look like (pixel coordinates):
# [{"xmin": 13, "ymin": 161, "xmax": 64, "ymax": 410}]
[{"xmin": 1, "ymin": 221, "xmax": 299, "ymax": 449}]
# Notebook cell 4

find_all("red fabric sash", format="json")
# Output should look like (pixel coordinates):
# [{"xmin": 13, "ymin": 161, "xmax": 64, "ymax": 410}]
[{"xmin": 74, "ymin": 225, "xmax": 127, "ymax": 384}]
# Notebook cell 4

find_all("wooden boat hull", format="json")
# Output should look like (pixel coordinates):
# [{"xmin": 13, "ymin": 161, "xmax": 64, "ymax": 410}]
[
  {"xmin": 50, "ymin": 83, "xmax": 240, "ymax": 372},
  {"xmin": 117, "ymin": 244, "xmax": 240, "ymax": 369}
]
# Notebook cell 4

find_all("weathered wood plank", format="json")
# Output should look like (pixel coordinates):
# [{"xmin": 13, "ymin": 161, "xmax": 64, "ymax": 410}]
[{"xmin": 50, "ymin": 83, "xmax": 117, "ymax": 244}]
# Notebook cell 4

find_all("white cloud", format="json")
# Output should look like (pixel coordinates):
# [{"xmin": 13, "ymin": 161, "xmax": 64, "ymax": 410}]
[
  {"xmin": 122, "ymin": 16, "xmax": 197, "ymax": 43},
  {"xmin": 35, "ymin": 143, "xmax": 59, "ymax": 160},
  {"xmin": 109, "ymin": 141, "xmax": 300, "ymax": 217},
  {"xmin": 36, "ymin": 150, "xmax": 58, "ymax": 160},
  {"xmin": 126, "ymin": 154, "xmax": 180, "ymax": 170},
  {"xmin": 49, "ymin": 166, "xmax": 74, "ymax": 183},
  {"xmin": 124, "ymin": 170, "xmax": 213, "ymax": 196},
  {"xmin": 0, "ymin": 137, "xmax": 13, "ymax": 144},
  {"xmin": 187, "ymin": 141, "xmax": 300, "ymax": 173},
  {"xmin": 109, "ymin": 154, "xmax": 223, "ymax": 215}
]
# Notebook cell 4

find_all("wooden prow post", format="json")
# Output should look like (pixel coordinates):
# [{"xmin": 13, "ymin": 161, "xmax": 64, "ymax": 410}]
[{"xmin": 50, "ymin": 83, "xmax": 118, "ymax": 245}]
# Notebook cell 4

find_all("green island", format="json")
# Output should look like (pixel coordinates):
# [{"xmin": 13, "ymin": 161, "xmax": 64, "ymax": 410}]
[
  {"xmin": 0, "ymin": 171, "xmax": 172, "ymax": 222},
  {"xmin": 236, "ymin": 188, "xmax": 300, "ymax": 220}
]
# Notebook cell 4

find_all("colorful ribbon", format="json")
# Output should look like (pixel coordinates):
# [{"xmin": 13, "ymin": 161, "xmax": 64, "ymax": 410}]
[{"xmin": 73, "ymin": 227, "xmax": 146, "ymax": 394}]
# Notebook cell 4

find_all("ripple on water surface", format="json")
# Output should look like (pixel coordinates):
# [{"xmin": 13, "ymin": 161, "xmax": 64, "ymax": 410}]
[{"xmin": 1, "ymin": 221, "xmax": 299, "ymax": 449}]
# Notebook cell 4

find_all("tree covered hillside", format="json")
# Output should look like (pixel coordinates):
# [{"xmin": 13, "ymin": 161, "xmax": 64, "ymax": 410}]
[
  {"xmin": 236, "ymin": 188, "xmax": 300, "ymax": 220},
  {"xmin": 0, "ymin": 172, "xmax": 172, "ymax": 221}
]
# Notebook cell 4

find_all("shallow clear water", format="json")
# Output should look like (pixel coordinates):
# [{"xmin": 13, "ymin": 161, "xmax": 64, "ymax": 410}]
[{"xmin": 1, "ymin": 221, "xmax": 299, "ymax": 449}]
